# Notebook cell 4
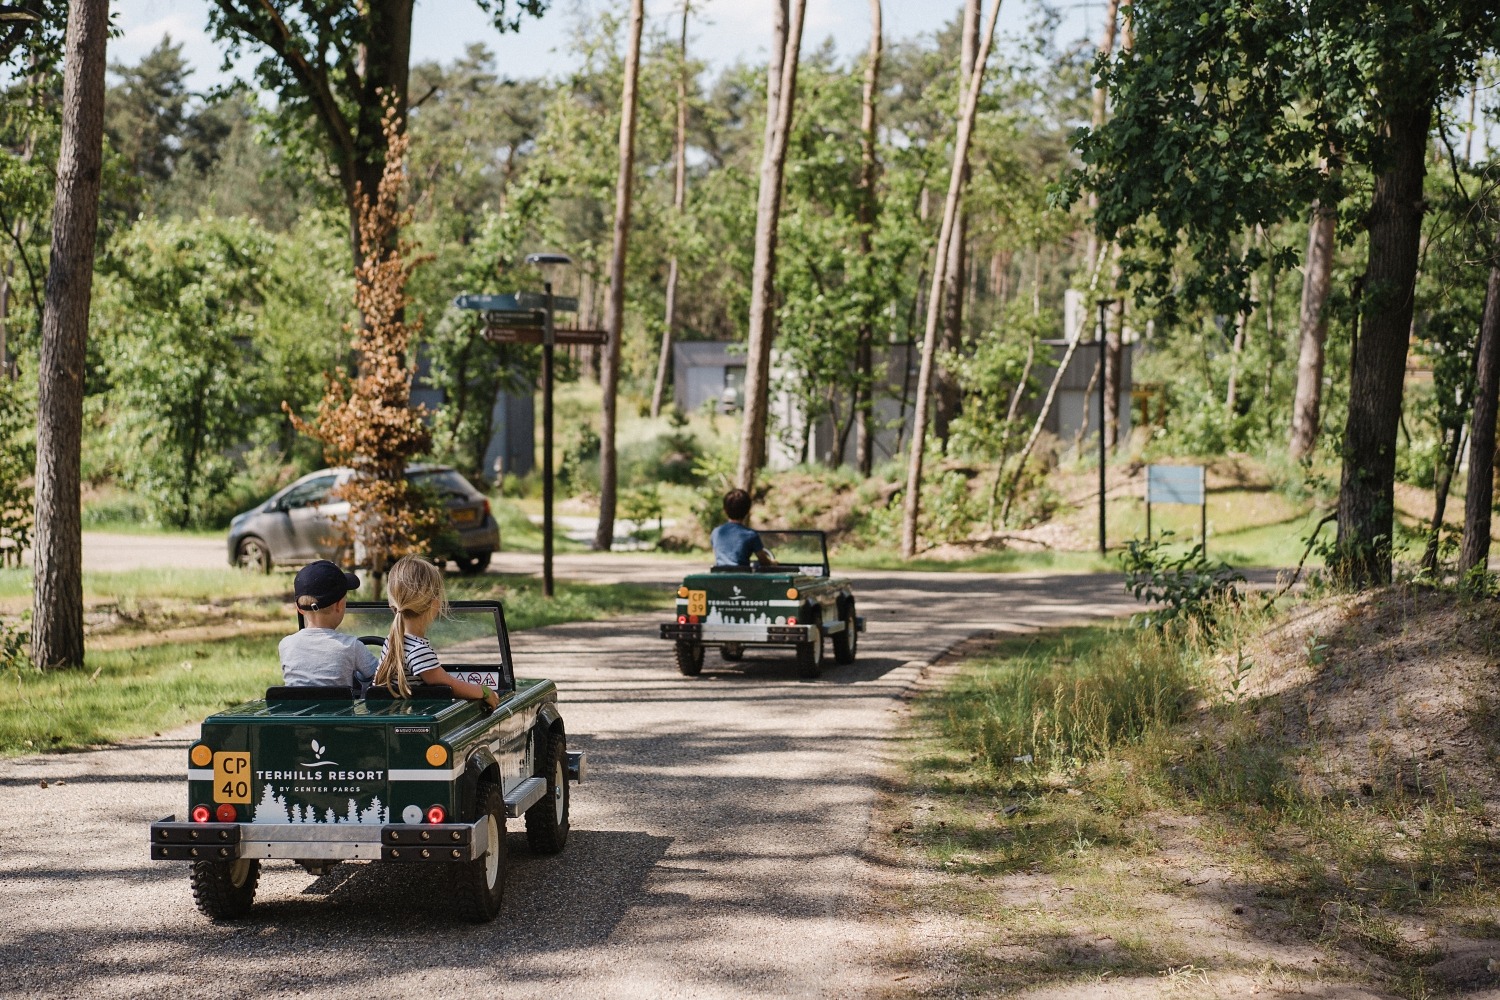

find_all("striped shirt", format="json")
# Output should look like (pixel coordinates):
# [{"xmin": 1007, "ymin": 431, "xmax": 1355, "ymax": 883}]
[{"xmin": 380, "ymin": 634, "xmax": 442, "ymax": 680}]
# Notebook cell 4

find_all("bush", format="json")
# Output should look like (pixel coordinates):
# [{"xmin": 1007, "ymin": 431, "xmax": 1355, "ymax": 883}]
[{"xmin": 1121, "ymin": 532, "xmax": 1245, "ymax": 630}]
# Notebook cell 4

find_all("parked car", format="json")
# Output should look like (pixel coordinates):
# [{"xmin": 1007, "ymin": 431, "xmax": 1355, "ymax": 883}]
[
  {"xmin": 148, "ymin": 601, "xmax": 584, "ymax": 922},
  {"xmin": 227, "ymin": 465, "xmax": 499, "ymax": 575}
]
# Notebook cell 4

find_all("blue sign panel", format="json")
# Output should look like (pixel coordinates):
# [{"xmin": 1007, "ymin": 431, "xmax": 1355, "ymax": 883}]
[
  {"xmin": 1147, "ymin": 465, "xmax": 1205, "ymax": 505},
  {"xmin": 453, "ymin": 293, "xmax": 521, "ymax": 311}
]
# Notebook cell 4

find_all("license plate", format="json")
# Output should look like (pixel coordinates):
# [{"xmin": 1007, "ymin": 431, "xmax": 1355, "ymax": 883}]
[
  {"xmin": 687, "ymin": 590, "xmax": 707, "ymax": 616},
  {"xmin": 451, "ymin": 507, "xmax": 480, "ymax": 526},
  {"xmin": 213, "ymin": 752, "xmax": 252, "ymax": 804}
]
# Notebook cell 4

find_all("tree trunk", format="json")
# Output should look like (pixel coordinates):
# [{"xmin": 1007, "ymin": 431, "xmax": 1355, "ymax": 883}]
[
  {"xmin": 32, "ymin": 0, "xmax": 108, "ymax": 670},
  {"xmin": 1422, "ymin": 421, "xmax": 1464, "ymax": 573},
  {"xmin": 1083, "ymin": 0, "xmax": 1121, "ymax": 274},
  {"xmin": 1460, "ymin": 242, "xmax": 1500, "ymax": 577},
  {"xmin": 651, "ymin": 3, "xmax": 691, "ymax": 420},
  {"xmin": 736, "ymin": 0, "xmax": 806, "ymax": 491},
  {"xmin": 593, "ymin": 0, "xmax": 645, "ymax": 552},
  {"xmin": 1334, "ymin": 102, "xmax": 1430, "ymax": 587},
  {"xmin": 1289, "ymin": 199, "xmax": 1336, "ymax": 459},
  {"xmin": 900, "ymin": 0, "xmax": 1002, "ymax": 559},
  {"xmin": 932, "ymin": 0, "xmax": 980, "ymax": 449},
  {"xmin": 852, "ymin": 0, "xmax": 882, "ymax": 477}
]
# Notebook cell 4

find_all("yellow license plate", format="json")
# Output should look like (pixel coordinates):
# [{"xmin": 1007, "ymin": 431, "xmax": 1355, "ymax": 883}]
[
  {"xmin": 687, "ymin": 590, "xmax": 707, "ymax": 616},
  {"xmin": 451, "ymin": 507, "xmax": 480, "ymax": 526},
  {"xmin": 213, "ymin": 752, "xmax": 252, "ymax": 804}
]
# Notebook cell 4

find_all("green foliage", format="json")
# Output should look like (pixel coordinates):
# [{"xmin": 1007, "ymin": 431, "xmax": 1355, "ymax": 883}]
[
  {"xmin": 938, "ymin": 626, "xmax": 1196, "ymax": 772},
  {"xmin": 1120, "ymin": 532, "xmax": 1245, "ymax": 630},
  {"xmin": 0, "ymin": 377, "xmax": 33, "ymax": 566}
]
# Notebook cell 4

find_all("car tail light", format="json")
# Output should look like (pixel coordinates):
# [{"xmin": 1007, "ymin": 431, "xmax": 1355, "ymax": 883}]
[
  {"xmin": 191, "ymin": 805, "xmax": 211, "ymax": 823},
  {"xmin": 678, "ymin": 615, "xmax": 687, "ymax": 624},
  {"xmin": 786, "ymin": 588, "xmax": 799, "ymax": 600},
  {"xmin": 215, "ymin": 803, "xmax": 237, "ymax": 822},
  {"xmin": 483, "ymin": 498, "xmax": 491, "ymax": 518},
  {"xmin": 688, "ymin": 615, "xmax": 699, "ymax": 624},
  {"xmin": 788, "ymin": 616, "xmax": 798, "ymax": 626},
  {"xmin": 677, "ymin": 586, "xmax": 689, "ymax": 598},
  {"xmin": 426, "ymin": 805, "xmax": 446, "ymax": 824}
]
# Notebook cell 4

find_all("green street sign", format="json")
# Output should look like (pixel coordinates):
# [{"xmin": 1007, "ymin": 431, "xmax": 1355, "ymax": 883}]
[{"xmin": 516, "ymin": 291, "xmax": 579, "ymax": 313}]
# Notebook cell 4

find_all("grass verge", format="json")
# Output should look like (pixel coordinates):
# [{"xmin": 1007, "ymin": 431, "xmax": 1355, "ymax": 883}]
[{"xmin": 876, "ymin": 599, "xmax": 1500, "ymax": 998}]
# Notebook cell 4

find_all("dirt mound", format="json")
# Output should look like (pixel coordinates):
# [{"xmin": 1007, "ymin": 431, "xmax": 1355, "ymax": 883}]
[{"xmin": 1225, "ymin": 587, "xmax": 1500, "ymax": 807}]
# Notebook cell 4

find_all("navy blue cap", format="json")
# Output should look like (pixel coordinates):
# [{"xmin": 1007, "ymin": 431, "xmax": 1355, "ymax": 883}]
[{"xmin": 294, "ymin": 560, "xmax": 360, "ymax": 610}]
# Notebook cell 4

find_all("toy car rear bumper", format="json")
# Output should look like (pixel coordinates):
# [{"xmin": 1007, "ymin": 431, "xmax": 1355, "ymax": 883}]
[
  {"xmin": 660, "ymin": 619, "xmax": 864, "ymax": 644},
  {"xmin": 149, "ymin": 816, "xmax": 492, "ymax": 863}
]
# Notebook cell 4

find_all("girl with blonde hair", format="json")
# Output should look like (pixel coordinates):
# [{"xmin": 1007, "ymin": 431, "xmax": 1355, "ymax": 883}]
[{"xmin": 374, "ymin": 556, "xmax": 500, "ymax": 709}]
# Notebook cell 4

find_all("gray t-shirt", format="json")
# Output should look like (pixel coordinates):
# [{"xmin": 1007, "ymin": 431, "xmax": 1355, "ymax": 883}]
[{"xmin": 279, "ymin": 628, "xmax": 379, "ymax": 688}]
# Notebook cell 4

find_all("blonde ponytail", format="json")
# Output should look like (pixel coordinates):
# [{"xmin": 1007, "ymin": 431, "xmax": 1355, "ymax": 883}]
[{"xmin": 374, "ymin": 557, "xmax": 447, "ymax": 697}]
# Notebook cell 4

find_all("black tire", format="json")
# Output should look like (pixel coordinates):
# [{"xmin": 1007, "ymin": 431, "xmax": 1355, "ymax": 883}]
[
  {"xmin": 525, "ymin": 731, "xmax": 570, "ymax": 854},
  {"xmin": 452, "ymin": 780, "xmax": 507, "ymax": 922},
  {"xmin": 719, "ymin": 643, "xmax": 744, "ymax": 662},
  {"xmin": 234, "ymin": 536, "xmax": 272, "ymax": 573},
  {"xmin": 675, "ymin": 641, "xmax": 704, "ymax": 676},
  {"xmin": 796, "ymin": 611, "xmax": 825, "ymax": 679},
  {"xmin": 190, "ymin": 858, "xmax": 259, "ymax": 920},
  {"xmin": 455, "ymin": 550, "xmax": 492, "ymax": 575},
  {"xmin": 832, "ymin": 601, "xmax": 858, "ymax": 665}
]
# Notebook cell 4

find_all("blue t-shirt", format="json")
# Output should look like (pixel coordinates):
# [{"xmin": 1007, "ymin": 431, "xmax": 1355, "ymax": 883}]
[{"xmin": 711, "ymin": 522, "xmax": 763, "ymax": 566}]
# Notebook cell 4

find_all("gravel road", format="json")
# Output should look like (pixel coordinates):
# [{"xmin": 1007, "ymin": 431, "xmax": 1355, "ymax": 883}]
[{"xmin": 1, "ymin": 551, "xmax": 1141, "ymax": 998}]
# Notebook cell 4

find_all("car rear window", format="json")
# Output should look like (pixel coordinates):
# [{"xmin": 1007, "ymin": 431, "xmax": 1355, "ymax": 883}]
[{"xmin": 407, "ymin": 468, "xmax": 474, "ymax": 498}]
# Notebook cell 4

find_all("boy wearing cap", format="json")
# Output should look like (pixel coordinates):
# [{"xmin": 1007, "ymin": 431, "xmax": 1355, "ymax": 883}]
[{"xmin": 279, "ymin": 560, "xmax": 378, "ymax": 689}]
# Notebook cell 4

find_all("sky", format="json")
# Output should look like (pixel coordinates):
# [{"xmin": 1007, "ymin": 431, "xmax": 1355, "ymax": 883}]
[{"xmin": 110, "ymin": 0, "xmax": 1105, "ymax": 89}]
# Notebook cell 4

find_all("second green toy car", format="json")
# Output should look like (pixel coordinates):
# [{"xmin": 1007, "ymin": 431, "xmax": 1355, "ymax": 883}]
[{"xmin": 659, "ymin": 530, "xmax": 864, "ymax": 678}]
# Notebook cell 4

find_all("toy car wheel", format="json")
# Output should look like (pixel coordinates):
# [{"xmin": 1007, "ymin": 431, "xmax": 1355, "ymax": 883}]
[
  {"xmin": 832, "ymin": 601, "xmax": 858, "ymax": 665},
  {"xmin": 190, "ymin": 858, "xmax": 259, "ymax": 920},
  {"xmin": 525, "ymin": 731, "xmax": 570, "ymax": 854},
  {"xmin": 719, "ymin": 643, "xmax": 744, "ymax": 662},
  {"xmin": 453, "ymin": 779, "xmax": 507, "ymax": 922},
  {"xmin": 796, "ymin": 612, "xmax": 825, "ymax": 679},
  {"xmin": 454, "ymin": 550, "xmax": 492, "ymax": 575},
  {"xmin": 675, "ymin": 641, "xmax": 704, "ymax": 677},
  {"xmin": 234, "ymin": 536, "xmax": 271, "ymax": 573}
]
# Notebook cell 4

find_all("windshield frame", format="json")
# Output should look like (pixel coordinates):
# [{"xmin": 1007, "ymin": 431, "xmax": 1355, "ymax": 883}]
[{"xmin": 304, "ymin": 599, "xmax": 517, "ymax": 691}]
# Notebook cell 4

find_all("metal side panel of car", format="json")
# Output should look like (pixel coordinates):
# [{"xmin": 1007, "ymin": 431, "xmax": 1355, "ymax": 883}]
[{"xmin": 180, "ymin": 679, "xmax": 559, "ymax": 842}]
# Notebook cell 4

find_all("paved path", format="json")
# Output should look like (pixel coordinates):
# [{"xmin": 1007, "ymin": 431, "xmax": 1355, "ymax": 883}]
[{"xmin": 2, "ymin": 550, "xmax": 1144, "ymax": 998}]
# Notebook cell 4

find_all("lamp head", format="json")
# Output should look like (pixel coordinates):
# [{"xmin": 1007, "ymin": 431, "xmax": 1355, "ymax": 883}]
[{"xmin": 524, "ymin": 252, "xmax": 573, "ymax": 268}]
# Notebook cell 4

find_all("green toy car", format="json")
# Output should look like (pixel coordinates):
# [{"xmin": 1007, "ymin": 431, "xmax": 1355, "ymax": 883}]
[
  {"xmin": 148, "ymin": 601, "xmax": 584, "ymax": 923},
  {"xmin": 659, "ymin": 530, "xmax": 864, "ymax": 678}
]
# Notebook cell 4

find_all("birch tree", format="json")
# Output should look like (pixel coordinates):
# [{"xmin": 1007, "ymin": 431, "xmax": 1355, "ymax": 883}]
[
  {"xmin": 736, "ymin": 0, "xmax": 806, "ymax": 492},
  {"xmin": 900, "ymin": 0, "xmax": 1002, "ymax": 559},
  {"xmin": 593, "ymin": 0, "xmax": 645, "ymax": 552}
]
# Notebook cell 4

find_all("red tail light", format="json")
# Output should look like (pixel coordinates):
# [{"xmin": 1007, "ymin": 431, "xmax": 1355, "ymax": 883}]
[
  {"xmin": 215, "ymin": 803, "xmax": 237, "ymax": 822},
  {"xmin": 678, "ymin": 615, "xmax": 687, "ymax": 624},
  {"xmin": 191, "ymin": 805, "xmax": 211, "ymax": 823},
  {"xmin": 426, "ymin": 804, "xmax": 446, "ymax": 824},
  {"xmin": 787, "ymin": 617, "xmax": 798, "ymax": 626},
  {"xmin": 483, "ymin": 498, "xmax": 491, "ymax": 517},
  {"xmin": 688, "ymin": 615, "xmax": 699, "ymax": 624}
]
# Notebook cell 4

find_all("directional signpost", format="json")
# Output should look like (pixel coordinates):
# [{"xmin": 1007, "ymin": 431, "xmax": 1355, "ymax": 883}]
[{"xmin": 455, "ymin": 271, "xmax": 605, "ymax": 597}]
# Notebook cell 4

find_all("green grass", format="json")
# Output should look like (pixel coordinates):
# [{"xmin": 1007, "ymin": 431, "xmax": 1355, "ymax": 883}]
[
  {"xmin": 0, "ymin": 576, "xmax": 663, "ymax": 757},
  {"xmin": 888, "ymin": 602, "xmax": 1500, "ymax": 997}
]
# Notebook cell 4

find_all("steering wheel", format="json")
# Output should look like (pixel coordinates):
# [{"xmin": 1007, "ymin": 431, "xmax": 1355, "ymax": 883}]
[{"xmin": 358, "ymin": 635, "xmax": 384, "ymax": 647}]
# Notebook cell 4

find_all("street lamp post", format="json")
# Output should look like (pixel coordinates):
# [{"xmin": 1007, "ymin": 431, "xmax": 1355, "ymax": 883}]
[
  {"xmin": 525, "ymin": 252, "xmax": 573, "ymax": 598},
  {"xmin": 1096, "ymin": 297, "xmax": 1115, "ymax": 556}
]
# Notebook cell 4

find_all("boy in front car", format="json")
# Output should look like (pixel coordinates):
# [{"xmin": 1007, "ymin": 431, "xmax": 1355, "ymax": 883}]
[
  {"xmin": 710, "ymin": 489, "xmax": 776, "ymax": 568},
  {"xmin": 279, "ymin": 560, "xmax": 378, "ymax": 690}
]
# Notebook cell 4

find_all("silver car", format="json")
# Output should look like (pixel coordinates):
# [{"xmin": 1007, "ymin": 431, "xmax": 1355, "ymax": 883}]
[{"xmin": 227, "ymin": 464, "xmax": 500, "ymax": 575}]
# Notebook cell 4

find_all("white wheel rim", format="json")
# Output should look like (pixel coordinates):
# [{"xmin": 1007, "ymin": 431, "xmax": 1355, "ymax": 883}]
[
  {"xmin": 553, "ymin": 759, "xmax": 566, "ymax": 824},
  {"xmin": 228, "ymin": 859, "xmax": 252, "ymax": 888},
  {"xmin": 484, "ymin": 813, "xmax": 500, "ymax": 887}
]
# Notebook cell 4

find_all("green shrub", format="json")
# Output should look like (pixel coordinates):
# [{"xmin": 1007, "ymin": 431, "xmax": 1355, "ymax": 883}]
[{"xmin": 1120, "ymin": 532, "xmax": 1245, "ymax": 630}]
